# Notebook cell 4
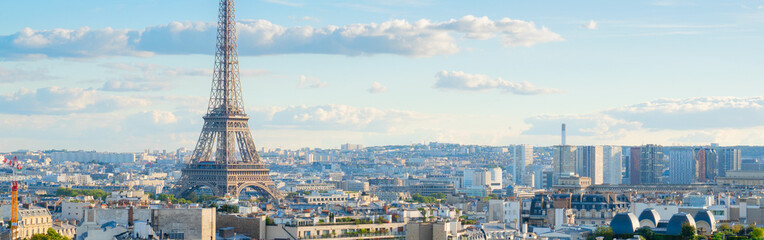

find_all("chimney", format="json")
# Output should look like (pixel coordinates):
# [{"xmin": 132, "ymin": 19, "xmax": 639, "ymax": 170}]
[
  {"xmin": 561, "ymin": 123, "xmax": 567, "ymax": 145},
  {"xmin": 128, "ymin": 206, "xmax": 134, "ymax": 227}
]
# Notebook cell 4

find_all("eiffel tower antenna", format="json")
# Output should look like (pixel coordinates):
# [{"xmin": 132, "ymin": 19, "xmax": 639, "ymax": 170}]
[{"xmin": 174, "ymin": 0, "xmax": 281, "ymax": 199}]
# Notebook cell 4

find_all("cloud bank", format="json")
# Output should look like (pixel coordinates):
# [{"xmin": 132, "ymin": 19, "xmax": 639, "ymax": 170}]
[
  {"xmin": 0, "ymin": 87, "xmax": 150, "ymax": 115},
  {"xmin": 0, "ymin": 15, "xmax": 563, "ymax": 59},
  {"xmin": 523, "ymin": 96, "xmax": 764, "ymax": 136},
  {"xmin": 434, "ymin": 71, "xmax": 563, "ymax": 95},
  {"xmin": 249, "ymin": 104, "xmax": 423, "ymax": 132}
]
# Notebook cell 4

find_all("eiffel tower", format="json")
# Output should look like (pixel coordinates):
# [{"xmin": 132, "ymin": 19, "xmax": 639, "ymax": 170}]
[{"xmin": 174, "ymin": 0, "xmax": 281, "ymax": 199}]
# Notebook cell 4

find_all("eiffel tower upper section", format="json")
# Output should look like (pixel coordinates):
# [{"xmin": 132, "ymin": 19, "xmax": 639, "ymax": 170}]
[
  {"xmin": 188, "ymin": 0, "xmax": 261, "ymax": 165},
  {"xmin": 207, "ymin": 0, "xmax": 245, "ymax": 118}
]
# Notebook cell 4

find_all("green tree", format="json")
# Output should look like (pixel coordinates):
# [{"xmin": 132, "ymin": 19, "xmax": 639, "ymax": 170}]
[
  {"xmin": 55, "ymin": 188, "xmax": 77, "ymax": 197},
  {"xmin": 635, "ymin": 227, "xmax": 654, "ymax": 240},
  {"xmin": 751, "ymin": 227, "xmax": 764, "ymax": 238},
  {"xmin": 30, "ymin": 228, "xmax": 69, "ymax": 240},
  {"xmin": 593, "ymin": 226, "xmax": 615, "ymax": 240},
  {"xmin": 218, "ymin": 204, "xmax": 239, "ymax": 213},
  {"xmin": 681, "ymin": 223, "xmax": 696, "ymax": 240},
  {"xmin": 718, "ymin": 224, "xmax": 730, "ymax": 232},
  {"xmin": 431, "ymin": 193, "xmax": 446, "ymax": 199},
  {"xmin": 732, "ymin": 224, "xmax": 744, "ymax": 235},
  {"xmin": 411, "ymin": 193, "xmax": 438, "ymax": 203},
  {"xmin": 55, "ymin": 188, "xmax": 107, "ymax": 200}
]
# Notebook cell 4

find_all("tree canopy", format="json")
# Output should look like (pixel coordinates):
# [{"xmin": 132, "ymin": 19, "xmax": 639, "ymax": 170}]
[
  {"xmin": 30, "ymin": 228, "xmax": 69, "ymax": 240},
  {"xmin": 55, "ymin": 188, "xmax": 107, "ymax": 200}
]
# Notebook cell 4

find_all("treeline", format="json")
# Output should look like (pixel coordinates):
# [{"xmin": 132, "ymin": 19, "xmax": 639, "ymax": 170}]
[
  {"xmin": 591, "ymin": 223, "xmax": 764, "ymax": 240},
  {"xmin": 147, "ymin": 192, "xmax": 218, "ymax": 204},
  {"xmin": 55, "ymin": 188, "xmax": 107, "ymax": 200}
]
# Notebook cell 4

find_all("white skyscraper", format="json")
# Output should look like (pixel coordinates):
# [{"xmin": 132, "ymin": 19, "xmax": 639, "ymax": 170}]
[
  {"xmin": 488, "ymin": 167, "xmax": 502, "ymax": 190},
  {"xmin": 669, "ymin": 148, "xmax": 695, "ymax": 184},
  {"xmin": 513, "ymin": 145, "xmax": 534, "ymax": 186},
  {"xmin": 463, "ymin": 169, "xmax": 475, "ymax": 188},
  {"xmin": 603, "ymin": 146, "xmax": 623, "ymax": 185},
  {"xmin": 576, "ymin": 146, "xmax": 603, "ymax": 184}
]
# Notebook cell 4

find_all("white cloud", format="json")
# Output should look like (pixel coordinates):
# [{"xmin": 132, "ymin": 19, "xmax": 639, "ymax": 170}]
[
  {"xmin": 1, "ymin": 15, "xmax": 562, "ymax": 59},
  {"xmin": 263, "ymin": 0, "xmax": 303, "ymax": 7},
  {"xmin": 434, "ymin": 70, "xmax": 564, "ymax": 95},
  {"xmin": 297, "ymin": 75, "xmax": 327, "ymax": 88},
  {"xmin": 368, "ymin": 82, "xmax": 388, "ymax": 94},
  {"xmin": 98, "ymin": 63, "xmax": 269, "ymax": 92},
  {"xmin": 582, "ymin": 20, "xmax": 598, "ymax": 30},
  {"xmin": 5, "ymin": 27, "xmax": 150, "ymax": 59},
  {"xmin": 0, "ymin": 66, "xmax": 57, "ymax": 83},
  {"xmin": 290, "ymin": 16, "xmax": 319, "ymax": 23},
  {"xmin": 436, "ymin": 15, "xmax": 564, "ymax": 47},
  {"xmin": 0, "ymin": 87, "xmax": 150, "ymax": 115},
  {"xmin": 523, "ymin": 97, "xmax": 764, "ymax": 142},
  {"xmin": 606, "ymin": 97, "xmax": 764, "ymax": 130},
  {"xmin": 249, "ymin": 104, "xmax": 423, "ymax": 132},
  {"xmin": 101, "ymin": 80, "xmax": 170, "ymax": 92}
]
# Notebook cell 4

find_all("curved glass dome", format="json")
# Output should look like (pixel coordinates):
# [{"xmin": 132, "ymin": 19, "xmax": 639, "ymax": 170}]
[
  {"xmin": 611, "ymin": 212, "xmax": 640, "ymax": 234},
  {"xmin": 666, "ymin": 213, "xmax": 696, "ymax": 236},
  {"xmin": 638, "ymin": 208, "xmax": 661, "ymax": 225}
]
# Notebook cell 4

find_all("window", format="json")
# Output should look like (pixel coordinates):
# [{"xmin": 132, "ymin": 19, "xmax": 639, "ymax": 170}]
[{"xmin": 166, "ymin": 232, "xmax": 184, "ymax": 239}]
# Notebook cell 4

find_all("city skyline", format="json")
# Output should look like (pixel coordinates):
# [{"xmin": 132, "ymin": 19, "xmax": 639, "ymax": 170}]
[{"xmin": 2, "ymin": 0, "xmax": 764, "ymax": 151}]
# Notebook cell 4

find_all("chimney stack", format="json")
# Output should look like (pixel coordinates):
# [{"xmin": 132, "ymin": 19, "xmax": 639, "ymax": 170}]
[{"xmin": 561, "ymin": 123, "xmax": 567, "ymax": 146}]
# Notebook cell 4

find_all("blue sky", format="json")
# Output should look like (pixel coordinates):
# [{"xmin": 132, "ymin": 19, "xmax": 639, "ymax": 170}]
[{"xmin": 1, "ymin": 0, "xmax": 764, "ymax": 152}]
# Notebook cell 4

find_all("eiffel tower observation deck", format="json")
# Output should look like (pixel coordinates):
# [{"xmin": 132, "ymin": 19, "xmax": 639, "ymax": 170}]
[{"xmin": 173, "ymin": 0, "xmax": 281, "ymax": 199}]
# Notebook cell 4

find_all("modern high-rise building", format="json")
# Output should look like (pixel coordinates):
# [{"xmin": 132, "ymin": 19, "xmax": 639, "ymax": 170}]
[
  {"xmin": 640, "ymin": 144, "xmax": 664, "ymax": 184},
  {"xmin": 703, "ymin": 148, "xmax": 717, "ymax": 180},
  {"xmin": 533, "ymin": 165, "xmax": 551, "ymax": 189},
  {"xmin": 463, "ymin": 169, "xmax": 475, "ymax": 188},
  {"xmin": 488, "ymin": 167, "xmax": 503, "ymax": 191},
  {"xmin": 629, "ymin": 147, "xmax": 641, "ymax": 185},
  {"xmin": 553, "ymin": 145, "xmax": 576, "ymax": 185},
  {"xmin": 669, "ymin": 148, "xmax": 695, "ymax": 184},
  {"xmin": 462, "ymin": 168, "xmax": 501, "ymax": 190},
  {"xmin": 602, "ymin": 146, "xmax": 623, "ymax": 185},
  {"xmin": 694, "ymin": 148, "xmax": 707, "ymax": 182},
  {"xmin": 692, "ymin": 148, "xmax": 717, "ymax": 182},
  {"xmin": 575, "ymin": 146, "xmax": 603, "ymax": 184},
  {"xmin": 513, "ymin": 145, "xmax": 534, "ymax": 186},
  {"xmin": 717, "ymin": 148, "xmax": 741, "ymax": 177}
]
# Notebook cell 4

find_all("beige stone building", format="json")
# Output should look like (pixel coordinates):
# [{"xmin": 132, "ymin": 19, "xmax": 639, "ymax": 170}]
[{"xmin": 17, "ymin": 207, "xmax": 53, "ymax": 239}]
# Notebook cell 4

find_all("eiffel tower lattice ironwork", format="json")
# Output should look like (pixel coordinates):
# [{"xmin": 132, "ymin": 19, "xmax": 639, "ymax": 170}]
[{"xmin": 174, "ymin": 0, "xmax": 281, "ymax": 199}]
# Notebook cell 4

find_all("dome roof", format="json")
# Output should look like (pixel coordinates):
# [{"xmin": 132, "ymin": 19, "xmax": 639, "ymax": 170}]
[
  {"xmin": 638, "ymin": 208, "xmax": 661, "ymax": 224},
  {"xmin": 694, "ymin": 210, "xmax": 715, "ymax": 225},
  {"xmin": 611, "ymin": 212, "xmax": 640, "ymax": 234},
  {"xmin": 666, "ymin": 213, "xmax": 696, "ymax": 236},
  {"xmin": 694, "ymin": 210, "xmax": 717, "ymax": 232}
]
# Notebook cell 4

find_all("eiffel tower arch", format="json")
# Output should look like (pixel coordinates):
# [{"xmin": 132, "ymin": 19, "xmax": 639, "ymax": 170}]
[{"xmin": 173, "ymin": 0, "xmax": 282, "ymax": 200}]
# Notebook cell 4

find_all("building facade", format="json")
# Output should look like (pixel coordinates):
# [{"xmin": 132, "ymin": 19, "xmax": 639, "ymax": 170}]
[
  {"xmin": 603, "ymin": 146, "xmax": 623, "ymax": 185},
  {"xmin": 669, "ymin": 148, "xmax": 695, "ymax": 184},
  {"xmin": 553, "ymin": 145, "xmax": 577, "ymax": 186},
  {"xmin": 513, "ymin": 145, "xmax": 534, "ymax": 186},
  {"xmin": 717, "ymin": 148, "xmax": 741, "ymax": 177},
  {"xmin": 576, "ymin": 146, "xmax": 603, "ymax": 185},
  {"xmin": 640, "ymin": 144, "xmax": 664, "ymax": 184}
]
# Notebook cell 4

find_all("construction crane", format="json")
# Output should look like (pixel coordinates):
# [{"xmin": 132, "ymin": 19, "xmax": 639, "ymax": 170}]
[
  {"xmin": 3, "ymin": 157, "xmax": 22, "ymax": 240},
  {"xmin": 9, "ymin": 181, "xmax": 17, "ymax": 240}
]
